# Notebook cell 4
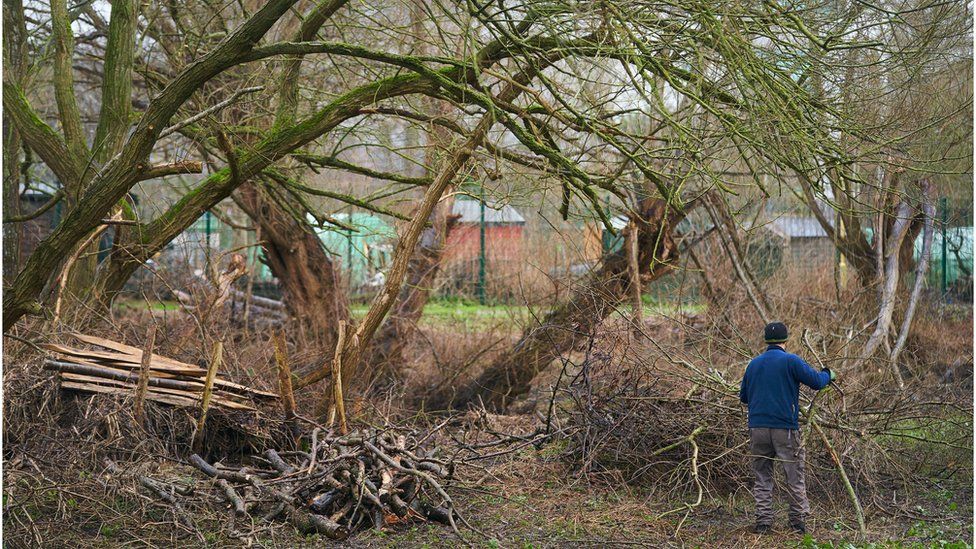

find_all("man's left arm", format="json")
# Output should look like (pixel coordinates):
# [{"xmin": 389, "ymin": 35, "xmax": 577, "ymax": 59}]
[
  {"xmin": 739, "ymin": 365, "xmax": 750, "ymax": 404},
  {"xmin": 790, "ymin": 356, "xmax": 832, "ymax": 390}
]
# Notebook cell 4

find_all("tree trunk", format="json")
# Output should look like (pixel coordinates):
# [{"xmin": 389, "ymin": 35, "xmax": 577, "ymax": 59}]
[
  {"xmin": 434, "ymin": 198, "xmax": 687, "ymax": 411},
  {"xmin": 850, "ymin": 192, "xmax": 915, "ymax": 385},
  {"xmin": 293, "ymin": 96, "xmax": 517, "ymax": 395},
  {"xmin": 3, "ymin": 119, "xmax": 22, "ymax": 284},
  {"xmin": 890, "ymin": 179, "xmax": 935, "ymax": 370},
  {"xmin": 363, "ymin": 199, "xmax": 456, "ymax": 383},
  {"xmin": 234, "ymin": 181, "xmax": 348, "ymax": 352},
  {"xmin": 626, "ymin": 223, "xmax": 643, "ymax": 338},
  {"xmin": 2, "ymin": 0, "xmax": 309, "ymax": 331},
  {"xmin": 796, "ymin": 169, "xmax": 877, "ymax": 285},
  {"xmin": 3, "ymin": 0, "xmax": 28, "ymax": 284}
]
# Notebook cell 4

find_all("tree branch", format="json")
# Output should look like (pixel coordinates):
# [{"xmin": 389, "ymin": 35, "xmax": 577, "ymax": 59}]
[
  {"xmin": 137, "ymin": 161, "xmax": 204, "ymax": 181},
  {"xmin": 2, "ymin": 81, "xmax": 83, "ymax": 186},
  {"xmin": 159, "ymin": 86, "xmax": 265, "ymax": 139},
  {"xmin": 91, "ymin": 0, "xmax": 138, "ymax": 164},
  {"xmin": 50, "ymin": 0, "xmax": 89, "ymax": 176},
  {"xmin": 292, "ymin": 153, "xmax": 431, "ymax": 186},
  {"xmin": 3, "ymin": 190, "xmax": 64, "ymax": 224}
]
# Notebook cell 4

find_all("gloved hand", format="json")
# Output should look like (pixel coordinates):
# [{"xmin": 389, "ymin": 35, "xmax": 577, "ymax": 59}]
[{"xmin": 822, "ymin": 368, "xmax": 836, "ymax": 382}]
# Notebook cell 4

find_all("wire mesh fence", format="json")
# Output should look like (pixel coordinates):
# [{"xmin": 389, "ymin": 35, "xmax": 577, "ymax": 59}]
[{"xmin": 8, "ymin": 187, "xmax": 971, "ymax": 308}]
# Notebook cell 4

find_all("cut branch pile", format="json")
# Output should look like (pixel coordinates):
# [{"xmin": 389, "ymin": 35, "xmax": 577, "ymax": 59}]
[
  {"xmin": 42, "ymin": 333, "xmax": 277, "ymax": 412},
  {"xmin": 186, "ymin": 428, "xmax": 461, "ymax": 540},
  {"xmin": 557, "ymin": 328, "xmax": 972, "ymax": 538}
]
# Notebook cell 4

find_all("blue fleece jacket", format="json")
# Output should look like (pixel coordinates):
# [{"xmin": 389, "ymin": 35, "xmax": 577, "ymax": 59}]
[{"xmin": 739, "ymin": 345, "xmax": 831, "ymax": 429}]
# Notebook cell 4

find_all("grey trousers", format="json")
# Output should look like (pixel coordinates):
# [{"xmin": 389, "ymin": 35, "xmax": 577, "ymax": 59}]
[{"xmin": 749, "ymin": 427, "xmax": 810, "ymax": 526}]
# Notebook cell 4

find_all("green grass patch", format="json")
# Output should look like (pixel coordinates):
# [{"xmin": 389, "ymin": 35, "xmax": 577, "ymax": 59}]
[
  {"xmin": 114, "ymin": 299, "xmax": 181, "ymax": 312},
  {"xmin": 349, "ymin": 296, "xmax": 706, "ymax": 328},
  {"xmin": 350, "ymin": 299, "xmax": 531, "ymax": 328}
]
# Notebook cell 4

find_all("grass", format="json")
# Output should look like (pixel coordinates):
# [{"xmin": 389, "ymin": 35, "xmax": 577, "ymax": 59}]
[
  {"xmin": 115, "ymin": 294, "xmax": 707, "ymax": 329},
  {"xmin": 349, "ymin": 297, "xmax": 707, "ymax": 329},
  {"xmin": 349, "ymin": 299, "xmax": 530, "ymax": 330},
  {"xmin": 114, "ymin": 299, "xmax": 182, "ymax": 311}
]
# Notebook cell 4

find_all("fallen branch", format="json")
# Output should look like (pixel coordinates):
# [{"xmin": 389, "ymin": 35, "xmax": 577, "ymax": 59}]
[{"xmin": 809, "ymin": 417, "xmax": 867, "ymax": 537}]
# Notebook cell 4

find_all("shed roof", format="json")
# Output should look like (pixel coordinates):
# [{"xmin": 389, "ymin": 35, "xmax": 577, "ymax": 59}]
[
  {"xmin": 452, "ymin": 200, "xmax": 525, "ymax": 224},
  {"xmin": 768, "ymin": 216, "xmax": 832, "ymax": 239}
]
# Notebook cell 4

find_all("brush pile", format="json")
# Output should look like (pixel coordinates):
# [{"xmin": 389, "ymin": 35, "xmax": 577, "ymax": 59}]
[
  {"xmin": 185, "ymin": 428, "xmax": 460, "ymax": 540},
  {"xmin": 41, "ymin": 333, "xmax": 278, "ymax": 411}
]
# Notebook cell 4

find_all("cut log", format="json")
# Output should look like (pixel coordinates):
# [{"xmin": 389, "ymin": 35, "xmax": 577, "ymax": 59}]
[
  {"xmin": 69, "ymin": 333, "xmax": 210, "ymax": 374},
  {"xmin": 59, "ymin": 372, "xmax": 257, "ymax": 411},
  {"xmin": 231, "ymin": 289, "xmax": 286, "ymax": 311},
  {"xmin": 44, "ymin": 339, "xmax": 278, "ymax": 400},
  {"xmin": 45, "ymin": 358, "xmax": 262, "ymax": 412},
  {"xmin": 62, "ymin": 380, "xmax": 205, "ymax": 409},
  {"xmin": 41, "ymin": 342, "xmax": 207, "ymax": 376}
]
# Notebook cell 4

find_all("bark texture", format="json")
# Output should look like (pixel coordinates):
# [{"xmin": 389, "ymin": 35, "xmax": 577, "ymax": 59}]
[{"xmin": 2, "ymin": 0, "xmax": 28, "ymax": 284}]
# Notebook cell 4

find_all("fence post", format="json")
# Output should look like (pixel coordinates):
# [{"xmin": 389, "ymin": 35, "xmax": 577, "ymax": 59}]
[
  {"xmin": 940, "ymin": 196, "xmax": 948, "ymax": 297},
  {"xmin": 347, "ymin": 208, "xmax": 354, "ymax": 291},
  {"xmin": 204, "ymin": 210, "xmax": 212, "ymax": 247},
  {"xmin": 478, "ymin": 185, "xmax": 486, "ymax": 305}
]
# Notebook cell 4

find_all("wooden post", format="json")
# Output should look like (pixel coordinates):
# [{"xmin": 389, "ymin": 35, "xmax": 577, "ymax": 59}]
[
  {"xmin": 626, "ymin": 224, "xmax": 643, "ymax": 339},
  {"xmin": 331, "ymin": 321, "xmax": 348, "ymax": 435},
  {"xmin": 192, "ymin": 340, "xmax": 223, "ymax": 454},
  {"xmin": 273, "ymin": 330, "xmax": 299, "ymax": 441},
  {"xmin": 133, "ymin": 325, "xmax": 157, "ymax": 425}
]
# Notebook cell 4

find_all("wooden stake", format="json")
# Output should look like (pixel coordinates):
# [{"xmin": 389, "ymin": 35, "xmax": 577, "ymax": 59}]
[
  {"xmin": 193, "ymin": 341, "xmax": 223, "ymax": 454},
  {"xmin": 273, "ymin": 330, "xmax": 299, "ymax": 440},
  {"xmin": 331, "ymin": 322, "xmax": 348, "ymax": 435},
  {"xmin": 133, "ymin": 325, "xmax": 157, "ymax": 425},
  {"xmin": 626, "ymin": 223, "xmax": 643, "ymax": 339}
]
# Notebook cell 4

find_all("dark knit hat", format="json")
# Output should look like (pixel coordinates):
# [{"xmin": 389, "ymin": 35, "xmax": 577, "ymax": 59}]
[{"xmin": 763, "ymin": 322, "xmax": 789, "ymax": 344}]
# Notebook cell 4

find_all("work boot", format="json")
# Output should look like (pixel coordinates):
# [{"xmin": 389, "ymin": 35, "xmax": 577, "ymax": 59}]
[
  {"xmin": 753, "ymin": 523, "xmax": 772, "ymax": 534},
  {"xmin": 789, "ymin": 521, "xmax": 807, "ymax": 534}
]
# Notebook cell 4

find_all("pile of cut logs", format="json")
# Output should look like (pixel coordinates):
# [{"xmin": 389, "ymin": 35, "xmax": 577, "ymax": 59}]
[
  {"xmin": 185, "ymin": 429, "xmax": 460, "ymax": 540},
  {"xmin": 43, "ymin": 333, "xmax": 277, "ymax": 411}
]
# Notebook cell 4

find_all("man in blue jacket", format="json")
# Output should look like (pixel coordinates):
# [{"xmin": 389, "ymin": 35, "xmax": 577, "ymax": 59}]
[{"xmin": 740, "ymin": 322, "xmax": 835, "ymax": 534}]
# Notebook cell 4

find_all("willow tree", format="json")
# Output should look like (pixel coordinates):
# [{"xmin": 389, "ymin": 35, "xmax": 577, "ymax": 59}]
[
  {"xmin": 781, "ymin": 0, "xmax": 972, "ymax": 290},
  {"xmin": 3, "ymin": 0, "xmax": 963, "ymax": 406}
]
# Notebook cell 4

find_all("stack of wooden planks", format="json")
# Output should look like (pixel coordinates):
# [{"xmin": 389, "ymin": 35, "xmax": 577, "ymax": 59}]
[{"xmin": 43, "ymin": 333, "xmax": 278, "ymax": 412}]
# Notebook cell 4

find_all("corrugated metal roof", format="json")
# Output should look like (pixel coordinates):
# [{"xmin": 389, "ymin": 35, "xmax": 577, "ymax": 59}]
[
  {"xmin": 770, "ymin": 216, "xmax": 832, "ymax": 239},
  {"xmin": 610, "ymin": 215, "xmax": 628, "ymax": 231},
  {"xmin": 452, "ymin": 200, "xmax": 525, "ymax": 224}
]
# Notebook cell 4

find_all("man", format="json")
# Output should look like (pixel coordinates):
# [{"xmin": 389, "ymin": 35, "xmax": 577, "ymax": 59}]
[{"xmin": 739, "ymin": 321, "xmax": 835, "ymax": 534}]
